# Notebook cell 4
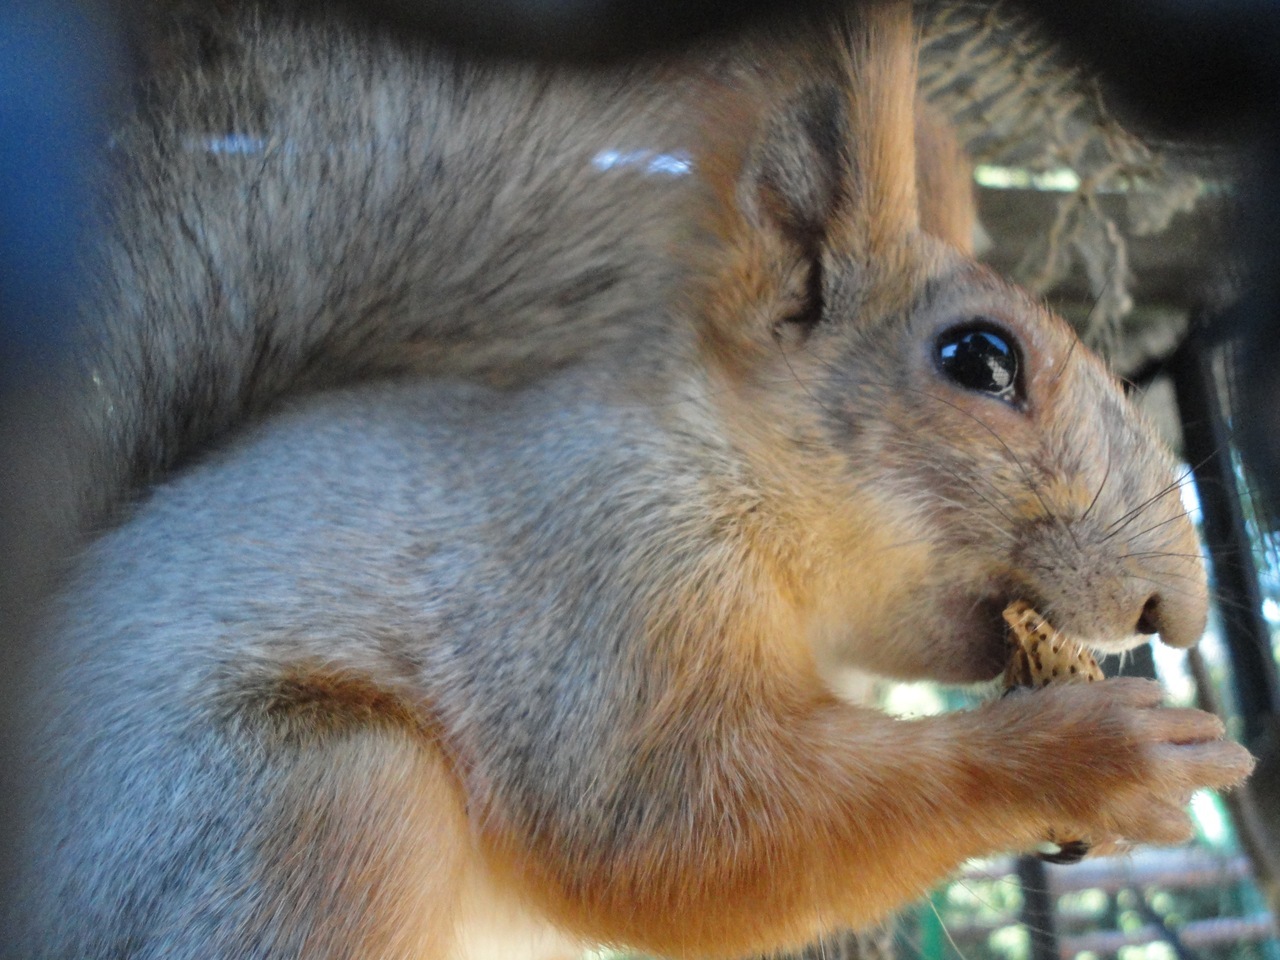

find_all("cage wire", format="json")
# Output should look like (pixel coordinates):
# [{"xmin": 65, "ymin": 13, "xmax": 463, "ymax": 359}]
[{"xmin": 917, "ymin": 1, "xmax": 1221, "ymax": 359}]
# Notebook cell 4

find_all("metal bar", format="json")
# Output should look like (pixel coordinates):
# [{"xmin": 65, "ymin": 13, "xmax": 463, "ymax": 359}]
[
  {"xmin": 1058, "ymin": 913, "xmax": 1279, "ymax": 957},
  {"xmin": 944, "ymin": 914, "xmax": 1278, "ymax": 949},
  {"xmin": 963, "ymin": 850, "xmax": 1256, "ymax": 896},
  {"xmin": 1168, "ymin": 328, "xmax": 1280, "ymax": 748},
  {"xmin": 1129, "ymin": 887, "xmax": 1200, "ymax": 960},
  {"xmin": 1017, "ymin": 855, "xmax": 1061, "ymax": 960}
]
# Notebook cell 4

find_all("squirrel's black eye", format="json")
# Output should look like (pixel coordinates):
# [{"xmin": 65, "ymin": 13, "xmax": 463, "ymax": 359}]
[{"xmin": 936, "ymin": 326, "xmax": 1021, "ymax": 404}]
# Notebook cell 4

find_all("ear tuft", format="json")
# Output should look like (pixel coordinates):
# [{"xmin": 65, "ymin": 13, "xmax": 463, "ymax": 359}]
[
  {"xmin": 733, "ymin": 1, "xmax": 925, "ymax": 254},
  {"xmin": 915, "ymin": 102, "xmax": 977, "ymax": 255},
  {"xmin": 682, "ymin": 1, "xmax": 927, "ymax": 367},
  {"xmin": 840, "ymin": 0, "xmax": 921, "ymax": 252}
]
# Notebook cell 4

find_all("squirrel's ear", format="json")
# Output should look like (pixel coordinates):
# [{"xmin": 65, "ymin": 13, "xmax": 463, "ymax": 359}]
[
  {"xmin": 740, "ymin": 1, "xmax": 923, "ymax": 256},
  {"xmin": 688, "ymin": 85, "xmax": 849, "ymax": 366},
  {"xmin": 748, "ymin": 85, "xmax": 848, "ymax": 248},
  {"xmin": 835, "ymin": 0, "xmax": 920, "ymax": 255},
  {"xmin": 915, "ymin": 102, "xmax": 977, "ymax": 256},
  {"xmin": 689, "ymin": 1, "xmax": 922, "ymax": 364}
]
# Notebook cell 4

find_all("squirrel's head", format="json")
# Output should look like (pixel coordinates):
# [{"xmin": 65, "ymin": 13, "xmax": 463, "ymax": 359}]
[{"xmin": 688, "ymin": 2, "xmax": 1207, "ymax": 683}]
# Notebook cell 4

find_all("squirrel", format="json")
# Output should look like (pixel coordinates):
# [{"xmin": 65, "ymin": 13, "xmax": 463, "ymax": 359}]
[{"xmin": 14, "ymin": 1, "xmax": 1254, "ymax": 958}]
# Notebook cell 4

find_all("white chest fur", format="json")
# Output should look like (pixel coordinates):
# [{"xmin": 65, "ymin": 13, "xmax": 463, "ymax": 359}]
[{"xmin": 450, "ymin": 869, "xmax": 585, "ymax": 960}]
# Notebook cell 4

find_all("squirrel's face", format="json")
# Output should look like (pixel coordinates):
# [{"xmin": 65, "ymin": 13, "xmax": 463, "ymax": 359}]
[
  {"xmin": 694, "ymin": 62, "xmax": 1208, "ymax": 683},
  {"xmin": 780, "ymin": 245, "xmax": 1208, "ymax": 683}
]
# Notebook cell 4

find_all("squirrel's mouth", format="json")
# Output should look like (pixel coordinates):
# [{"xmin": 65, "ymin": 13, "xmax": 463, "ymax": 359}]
[
  {"xmin": 972, "ymin": 592, "xmax": 1147, "ymax": 679},
  {"xmin": 926, "ymin": 591, "xmax": 1013, "ymax": 684},
  {"xmin": 971, "ymin": 594, "xmax": 1016, "ymax": 679}
]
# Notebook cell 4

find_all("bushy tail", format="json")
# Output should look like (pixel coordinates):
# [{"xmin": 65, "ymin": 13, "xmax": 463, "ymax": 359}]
[{"xmin": 72, "ymin": 7, "xmax": 711, "ymax": 531}]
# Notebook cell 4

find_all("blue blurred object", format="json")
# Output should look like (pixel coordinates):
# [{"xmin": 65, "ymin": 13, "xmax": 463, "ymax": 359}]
[{"xmin": 0, "ymin": 0, "xmax": 118, "ymax": 374}]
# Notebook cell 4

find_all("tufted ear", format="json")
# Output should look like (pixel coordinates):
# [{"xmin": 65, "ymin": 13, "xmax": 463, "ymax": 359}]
[
  {"xmin": 741, "ymin": 1, "xmax": 922, "ymax": 255},
  {"xmin": 915, "ymin": 102, "xmax": 977, "ymax": 255},
  {"xmin": 689, "ymin": 0, "xmax": 923, "ymax": 364},
  {"xmin": 836, "ymin": 0, "xmax": 921, "ymax": 254}
]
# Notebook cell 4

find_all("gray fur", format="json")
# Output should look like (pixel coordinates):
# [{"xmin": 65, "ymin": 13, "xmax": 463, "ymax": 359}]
[
  {"xmin": 69, "ymin": 7, "xmax": 732, "ymax": 533},
  {"xmin": 21, "ymin": 355, "xmax": 701, "ymax": 956}
]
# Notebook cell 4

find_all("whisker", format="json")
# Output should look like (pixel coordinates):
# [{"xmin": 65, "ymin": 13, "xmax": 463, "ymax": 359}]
[
  {"xmin": 927, "ymin": 893, "xmax": 974, "ymax": 960},
  {"xmin": 1104, "ymin": 510, "xmax": 1190, "ymax": 545},
  {"xmin": 863, "ymin": 427, "xmax": 1030, "ymax": 521},
  {"xmin": 1048, "ymin": 332, "xmax": 1081, "ymax": 389},
  {"xmin": 1081, "ymin": 446, "xmax": 1113, "ymax": 526},
  {"xmin": 1106, "ymin": 468, "xmax": 1197, "ymax": 533},
  {"xmin": 1104, "ymin": 455, "xmax": 1214, "ymax": 537},
  {"xmin": 775, "ymin": 339, "xmax": 844, "ymax": 424},
  {"xmin": 1123, "ymin": 567, "xmax": 1210, "ymax": 587},
  {"xmin": 940, "ymin": 871, "xmax": 1070, "ymax": 949},
  {"xmin": 876, "ymin": 536, "xmax": 938, "ymax": 552},
  {"xmin": 860, "ymin": 379, "xmax": 1062, "ymax": 526},
  {"xmin": 913, "ymin": 492, "xmax": 1018, "ymax": 544},
  {"xmin": 1118, "ymin": 551, "xmax": 1210, "ymax": 562},
  {"xmin": 1122, "ymin": 573, "xmax": 1217, "ymax": 608}
]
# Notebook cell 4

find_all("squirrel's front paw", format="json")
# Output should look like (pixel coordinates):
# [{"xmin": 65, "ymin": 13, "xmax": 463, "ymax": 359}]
[
  {"xmin": 1102, "ymin": 680, "xmax": 1254, "ymax": 845},
  {"xmin": 1002, "ymin": 678, "xmax": 1255, "ymax": 850}
]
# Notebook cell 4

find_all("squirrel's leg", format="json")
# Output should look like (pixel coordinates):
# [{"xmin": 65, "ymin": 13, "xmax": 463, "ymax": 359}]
[
  {"xmin": 196, "ymin": 693, "xmax": 473, "ymax": 960},
  {"xmin": 233, "ymin": 680, "xmax": 589, "ymax": 960},
  {"xmin": 236, "ymin": 721, "xmax": 467, "ymax": 959},
  {"xmin": 51, "ymin": 672, "xmax": 477, "ymax": 960},
  {"xmin": 175, "ymin": 669, "xmax": 596, "ymax": 960}
]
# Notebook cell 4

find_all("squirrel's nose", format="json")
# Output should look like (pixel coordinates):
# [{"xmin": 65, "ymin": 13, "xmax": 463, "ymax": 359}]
[
  {"xmin": 1136, "ymin": 594, "xmax": 1161, "ymax": 635},
  {"xmin": 1136, "ymin": 587, "xmax": 1207, "ymax": 649}
]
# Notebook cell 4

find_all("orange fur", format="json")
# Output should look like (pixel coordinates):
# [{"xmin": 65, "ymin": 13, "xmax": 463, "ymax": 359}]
[
  {"xmin": 237, "ymin": 671, "xmax": 472, "ymax": 959},
  {"xmin": 915, "ymin": 102, "xmax": 978, "ymax": 254},
  {"xmin": 838, "ymin": 0, "xmax": 920, "ymax": 254},
  {"xmin": 475, "ymin": 623, "xmax": 1163, "ymax": 958}
]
